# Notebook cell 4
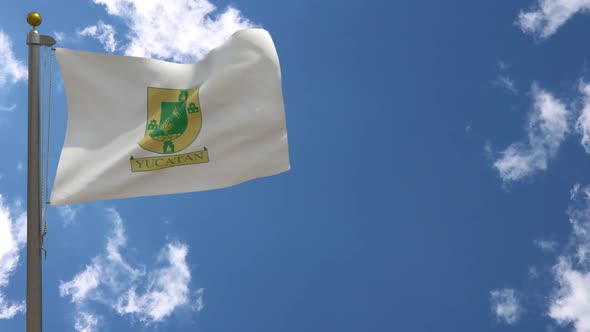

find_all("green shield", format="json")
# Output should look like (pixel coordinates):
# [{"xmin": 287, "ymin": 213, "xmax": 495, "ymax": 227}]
[{"xmin": 150, "ymin": 101, "xmax": 188, "ymax": 141}]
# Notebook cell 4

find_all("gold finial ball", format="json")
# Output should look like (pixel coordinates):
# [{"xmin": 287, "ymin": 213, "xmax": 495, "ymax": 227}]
[{"xmin": 26, "ymin": 12, "xmax": 42, "ymax": 27}]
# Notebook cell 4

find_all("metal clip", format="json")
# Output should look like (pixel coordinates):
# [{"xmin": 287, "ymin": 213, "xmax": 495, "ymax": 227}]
[{"xmin": 40, "ymin": 222, "xmax": 47, "ymax": 260}]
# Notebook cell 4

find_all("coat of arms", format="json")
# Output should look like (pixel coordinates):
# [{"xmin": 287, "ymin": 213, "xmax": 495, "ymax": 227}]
[{"xmin": 130, "ymin": 85, "xmax": 209, "ymax": 172}]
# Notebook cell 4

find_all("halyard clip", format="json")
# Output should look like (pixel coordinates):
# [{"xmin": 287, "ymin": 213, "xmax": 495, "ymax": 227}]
[{"xmin": 40, "ymin": 222, "xmax": 47, "ymax": 260}]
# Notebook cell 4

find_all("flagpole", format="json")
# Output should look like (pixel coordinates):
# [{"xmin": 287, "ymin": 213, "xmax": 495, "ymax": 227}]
[{"xmin": 26, "ymin": 12, "xmax": 55, "ymax": 332}]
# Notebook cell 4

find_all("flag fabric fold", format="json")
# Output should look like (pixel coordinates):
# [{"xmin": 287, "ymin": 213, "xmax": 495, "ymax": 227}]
[{"xmin": 50, "ymin": 29, "xmax": 289, "ymax": 205}]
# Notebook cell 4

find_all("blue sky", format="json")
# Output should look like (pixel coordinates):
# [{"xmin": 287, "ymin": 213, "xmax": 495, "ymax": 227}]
[{"xmin": 5, "ymin": 0, "xmax": 590, "ymax": 331}]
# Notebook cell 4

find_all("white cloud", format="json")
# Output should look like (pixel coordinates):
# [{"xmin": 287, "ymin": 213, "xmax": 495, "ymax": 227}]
[
  {"xmin": 114, "ymin": 243, "xmax": 199, "ymax": 322},
  {"xmin": 60, "ymin": 208, "xmax": 202, "ymax": 328},
  {"xmin": 493, "ymin": 84, "xmax": 569, "ymax": 182},
  {"xmin": 60, "ymin": 209, "xmax": 143, "ymax": 307},
  {"xmin": 574, "ymin": 83, "xmax": 590, "ymax": 153},
  {"xmin": 91, "ymin": 0, "xmax": 256, "ymax": 62},
  {"xmin": 192, "ymin": 288, "xmax": 205, "ymax": 312},
  {"xmin": 16, "ymin": 161, "xmax": 23, "ymax": 173},
  {"xmin": 572, "ymin": 183, "xmax": 582, "ymax": 199},
  {"xmin": 57, "ymin": 205, "xmax": 79, "ymax": 226},
  {"xmin": 547, "ymin": 185, "xmax": 590, "ymax": 331},
  {"xmin": 550, "ymin": 258, "xmax": 590, "ymax": 332},
  {"xmin": 0, "ymin": 195, "xmax": 26, "ymax": 319},
  {"xmin": 53, "ymin": 32, "xmax": 66, "ymax": 44},
  {"xmin": 78, "ymin": 21, "xmax": 117, "ymax": 53},
  {"xmin": 103, "ymin": 209, "xmax": 143, "ymax": 279},
  {"xmin": 0, "ymin": 30, "xmax": 26, "ymax": 87},
  {"xmin": 496, "ymin": 75, "xmax": 518, "ymax": 95},
  {"xmin": 59, "ymin": 262, "xmax": 102, "ymax": 304},
  {"xmin": 536, "ymin": 239, "xmax": 559, "ymax": 252},
  {"xmin": 0, "ymin": 295, "xmax": 24, "ymax": 320},
  {"xmin": 518, "ymin": 0, "xmax": 590, "ymax": 39},
  {"xmin": 74, "ymin": 311, "xmax": 99, "ymax": 332},
  {"xmin": 490, "ymin": 288, "xmax": 522, "ymax": 324},
  {"xmin": 566, "ymin": 187, "xmax": 590, "ymax": 264}
]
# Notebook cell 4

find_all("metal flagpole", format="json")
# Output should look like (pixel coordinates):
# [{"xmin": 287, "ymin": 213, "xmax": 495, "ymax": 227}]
[{"xmin": 26, "ymin": 12, "xmax": 55, "ymax": 332}]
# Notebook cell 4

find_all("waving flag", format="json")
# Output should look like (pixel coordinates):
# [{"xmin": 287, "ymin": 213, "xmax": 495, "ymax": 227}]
[{"xmin": 51, "ymin": 29, "xmax": 290, "ymax": 205}]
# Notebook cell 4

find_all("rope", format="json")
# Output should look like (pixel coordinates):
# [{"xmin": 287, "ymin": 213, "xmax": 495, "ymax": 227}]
[
  {"xmin": 45, "ymin": 48, "xmax": 54, "ymax": 209},
  {"xmin": 41, "ymin": 47, "xmax": 54, "ymax": 260},
  {"xmin": 40, "ymin": 47, "xmax": 47, "ymax": 259},
  {"xmin": 40, "ymin": 47, "xmax": 46, "ymax": 215}
]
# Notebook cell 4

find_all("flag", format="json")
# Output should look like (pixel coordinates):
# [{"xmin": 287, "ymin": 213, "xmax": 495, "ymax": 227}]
[{"xmin": 50, "ymin": 29, "xmax": 290, "ymax": 205}]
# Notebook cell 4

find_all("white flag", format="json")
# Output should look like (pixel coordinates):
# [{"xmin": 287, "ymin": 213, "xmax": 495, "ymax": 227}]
[{"xmin": 51, "ymin": 29, "xmax": 290, "ymax": 205}]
